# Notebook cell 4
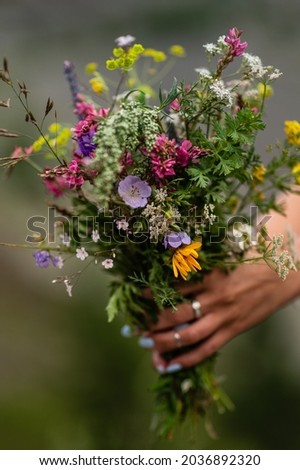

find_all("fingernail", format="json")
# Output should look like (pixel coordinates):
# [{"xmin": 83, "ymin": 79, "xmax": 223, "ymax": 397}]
[
  {"xmin": 120, "ymin": 325, "xmax": 134, "ymax": 338},
  {"xmin": 165, "ymin": 363, "xmax": 182, "ymax": 374},
  {"xmin": 155, "ymin": 364, "xmax": 165, "ymax": 374},
  {"xmin": 138, "ymin": 337, "xmax": 155, "ymax": 349},
  {"xmin": 174, "ymin": 323, "xmax": 189, "ymax": 331}
]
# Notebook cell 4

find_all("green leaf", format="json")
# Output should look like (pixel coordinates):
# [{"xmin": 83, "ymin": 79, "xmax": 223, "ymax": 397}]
[
  {"xmin": 106, "ymin": 281, "xmax": 144, "ymax": 322},
  {"xmin": 159, "ymin": 78, "xmax": 179, "ymax": 109},
  {"xmin": 187, "ymin": 167, "xmax": 210, "ymax": 188}
]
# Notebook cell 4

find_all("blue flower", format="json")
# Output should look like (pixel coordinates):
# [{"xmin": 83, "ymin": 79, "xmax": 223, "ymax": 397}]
[
  {"xmin": 77, "ymin": 133, "xmax": 96, "ymax": 156},
  {"xmin": 118, "ymin": 175, "xmax": 151, "ymax": 208},
  {"xmin": 163, "ymin": 231, "xmax": 191, "ymax": 249},
  {"xmin": 33, "ymin": 250, "xmax": 60, "ymax": 268}
]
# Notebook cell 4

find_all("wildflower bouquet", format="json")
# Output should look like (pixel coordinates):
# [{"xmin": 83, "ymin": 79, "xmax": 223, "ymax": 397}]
[{"xmin": 1, "ymin": 28, "xmax": 299, "ymax": 438}]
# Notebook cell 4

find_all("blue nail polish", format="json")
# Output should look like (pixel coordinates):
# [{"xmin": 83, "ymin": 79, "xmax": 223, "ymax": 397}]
[
  {"xmin": 120, "ymin": 325, "xmax": 134, "ymax": 338},
  {"xmin": 166, "ymin": 363, "xmax": 182, "ymax": 374},
  {"xmin": 156, "ymin": 364, "xmax": 165, "ymax": 374},
  {"xmin": 138, "ymin": 337, "xmax": 155, "ymax": 349},
  {"xmin": 174, "ymin": 323, "xmax": 189, "ymax": 331}
]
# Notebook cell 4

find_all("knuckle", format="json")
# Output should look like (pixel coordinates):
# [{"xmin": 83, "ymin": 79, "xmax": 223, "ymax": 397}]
[
  {"xmin": 201, "ymin": 341, "xmax": 217, "ymax": 358},
  {"xmin": 183, "ymin": 327, "xmax": 198, "ymax": 344}
]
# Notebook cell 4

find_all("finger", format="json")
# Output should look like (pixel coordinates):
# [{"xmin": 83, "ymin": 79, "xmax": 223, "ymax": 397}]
[
  {"xmin": 165, "ymin": 327, "xmax": 234, "ymax": 370},
  {"xmin": 151, "ymin": 311, "xmax": 228, "ymax": 354},
  {"xmin": 151, "ymin": 349, "xmax": 167, "ymax": 373},
  {"xmin": 148, "ymin": 295, "xmax": 211, "ymax": 332},
  {"xmin": 175, "ymin": 269, "xmax": 226, "ymax": 296}
]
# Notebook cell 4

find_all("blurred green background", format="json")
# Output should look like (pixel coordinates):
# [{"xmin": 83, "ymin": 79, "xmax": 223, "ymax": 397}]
[{"xmin": 1, "ymin": 0, "xmax": 300, "ymax": 450}]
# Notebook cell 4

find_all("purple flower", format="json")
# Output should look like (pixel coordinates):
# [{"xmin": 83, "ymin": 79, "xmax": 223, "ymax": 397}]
[
  {"xmin": 33, "ymin": 250, "xmax": 60, "ymax": 268},
  {"xmin": 118, "ymin": 175, "xmax": 151, "ymax": 208},
  {"xmin": 77, "ymin": 133, "xmax": 96, "ymax": 157},
  {"xmin": 225, "ymin": 27, "xmax": 247, "ymax": 57},
  {"xmin": 164, "ymin": 231, "xmax": 191, "ymax": 249}
]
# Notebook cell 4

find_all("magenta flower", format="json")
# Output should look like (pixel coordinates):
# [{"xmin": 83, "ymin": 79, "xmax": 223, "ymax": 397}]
[
  {"xmin": 150, "ymin": 133, "xmax": 177, "ymax": 180},
  {"xmin": 225, "ymin": 27, "xmax": 247, "ymax": 57},
  {"xmin": 118, "ymin": 175, "xmax": 151, "ymax": 208},
  {"xmin": 176, "ymin": 140, "xmax": 202, "ymax": 167},
  {"xmin": 151, "ymin": 156, "xmax": 176, "ymax": 179},
  {"xmin": 164, "ymin": 231, "xmax": 191, "ymax": 249}
]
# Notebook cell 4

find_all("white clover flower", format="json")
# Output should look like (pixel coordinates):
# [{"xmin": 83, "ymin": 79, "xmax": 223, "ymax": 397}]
[
  {"xmin": 270, "ymin": 234, "xmax": 297, "ymax": 280},
  {"xmin": 154, "ymin": 188, "xmax": 168, "ymax": 203},
  {"xmin": 209, "ymin": 80, "xmax": 233, "ymax": 106},
  {"xmin": 92, "ymin": 229, "xmax": 100, "ymax": 242},
  {"xmin": 217, "ymin": 35, "xmax": 227, "ymax": 47},
  {"xmin": 242, "ymin": 53, "xmax": 264, "ymax": 78},
  {"xmin": 115, "ymin": 35, "xmax": 136, "ymax": 48},
  {"xmin": 76, "ymin": 247, "xmax": 89, "ymax": 261},
  {"xmin": 268, "ymin": 68, "xmax": 283, "ymax": 81},
  {"xmin": 203, "ymin": 203, "xmax": 216, "ymax": 225},
  {"xmin": 142, "ymin": 203, "xmax": 181, "ymax": 240},
  {"xmin": 116, "ymin": 219, "xmax": 129, "ymax": 230},
  {"xmin": 102, "ymin": 258, "xmax": 114, "ymax": 269},
  {"xmin": 56, "ymin": 255, "xmax": 64, "ymax": 269},
  {"xmin": 232, "ymin": 223, "xmax": 256, "ymax": 251},
  {"xmin": 203, "ymin": 42, "xmax": 222, "ymax": 55},
  {"xmin": 272, "ymin": 234, "xmax": 284, "ymax": 248},
  {"xmin": 195, "ymin": 67, "xmax": 211, "ymax": 78}
]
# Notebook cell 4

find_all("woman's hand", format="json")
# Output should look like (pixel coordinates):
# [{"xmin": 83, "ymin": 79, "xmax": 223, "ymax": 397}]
[{"xmin": 140, "ymin": 263, "xmax": 300, "ymax": 374}]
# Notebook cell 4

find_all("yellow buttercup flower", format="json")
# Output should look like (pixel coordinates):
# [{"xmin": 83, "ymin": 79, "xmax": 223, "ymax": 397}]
[
  {"xmin": 56, "ymin": 128, "xmax": 72, "ymax": 146},
  {"xmin": 284, "ymin": 120, "xmax": 300, "ymax": 145},
  {"xmin": 142, "ymin": 48, "xmax": 167, "ymax": 62},
  {"xmin": 169, "ymin": 45, "xmax": 186, "ymax": 57},
  {"xmin": 252, "ymin": 164, "xmax": 266, "ymax": 183},
  {"xmin": 292, "ymin": 163, "xmax": 300, "ymax": 184},
  {"xmin": 106, "ymin": 43, "xmax": 144, "ymax": 71},
  {"xmin": 48, "ymin": 122, "xmax": 62, "ymax": 134},
  {"xmin": 32, "ymin": 135, "xmax": 48, "ymax": 153},
  {"xmin": 85, "ymin": 62, "xmax": 98, "ymax": 74},
  {"xmin": 90, "ymin": 77, "xmax": 106, "ymax": 94},
  {"xmin": 257, "ymin": 83, "xmax": 273, "ymax": 98},
  {"xmin": 172, "ymin": 241, "xmax": 202, "ymax": 280}
]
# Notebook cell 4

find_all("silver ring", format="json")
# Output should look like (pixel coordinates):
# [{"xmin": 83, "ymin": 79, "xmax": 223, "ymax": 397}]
[
  {"xmin": 174, "ymin": 331, "xmax": 182, "ymax": 348},
  {"xmin": 191, "ymin": 299, "xmax": 202, "ymax": 319}
]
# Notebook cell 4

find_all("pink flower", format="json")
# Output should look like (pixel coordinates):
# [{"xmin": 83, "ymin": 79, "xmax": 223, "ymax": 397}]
[
  {"xmin": 151, "ymin": 156, "xmax": 176, "ymax": 179},
  {"xmin": 75, "ymin": 94, "xmax": 109, "ymax": 120},
  {"xmin": 10, "ymin": 146, "xmax": 33, "ymax": 160},
  {"xmin": 43, "ymin": 175, "xmax": 69, "ymax": 197},
  {"xmin": 169, "ymin": 99, "xmax": 180, "ymax": 111},
  {"xmin": 225, "ymin": 27, "xmax": 247, "ymax": 57},
  {"xmin": 64, "ymin": 159, "xmax": 85, "ymax": 189},
  {"xmin": 42, "ymin": 160, "xmax": 85, "ymax": 196},
  {"xmin": 176, "ymin": 140, "xmax": 202, "ymax": 167},
  {"xmin": 120, "ymin": 151, "xmax": 134, "ymax": 173},
  {"xmin": 149, "ymin": 133, "xmax": 177, "ymax": 180}
]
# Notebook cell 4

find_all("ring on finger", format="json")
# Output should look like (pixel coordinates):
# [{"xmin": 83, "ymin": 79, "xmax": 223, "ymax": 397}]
[
  {"xmin": 191, "ymin": 298, "xmax": 202, "ymax": 319},
  {"xmin": 173, "ymin": 331, "xmax": 183, "ymax": 348}
]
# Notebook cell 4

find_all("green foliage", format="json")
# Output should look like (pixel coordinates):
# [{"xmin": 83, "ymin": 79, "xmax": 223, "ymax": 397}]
[{"xmin": 106, "ymin": 281, "xmax": 145, "ymax": 323}]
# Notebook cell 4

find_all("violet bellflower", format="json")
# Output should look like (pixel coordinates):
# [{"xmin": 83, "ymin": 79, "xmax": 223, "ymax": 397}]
[
  {"xmin": 164, "ymin": 231, "xmax": 191, "ymax": 249},
  {"xmin": 118, "ymin": 175, "xmax": 151, "ymax": 208}
]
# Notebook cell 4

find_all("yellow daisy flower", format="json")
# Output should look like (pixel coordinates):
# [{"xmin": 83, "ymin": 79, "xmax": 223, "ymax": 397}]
[
  {"xmin": 252, "ymin": 164, "xmax": 266, "ymax": 183},
  {"xmin": 172, "ymin": 241, "xmax": 202, "ymax": 280},
  {"xmin": 169, "ymin": 45, "xmax": 186, "ymax": 57},
  {"xmin": 284, "ymin": 120, "xmax": 300, "ymax": 145}
]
